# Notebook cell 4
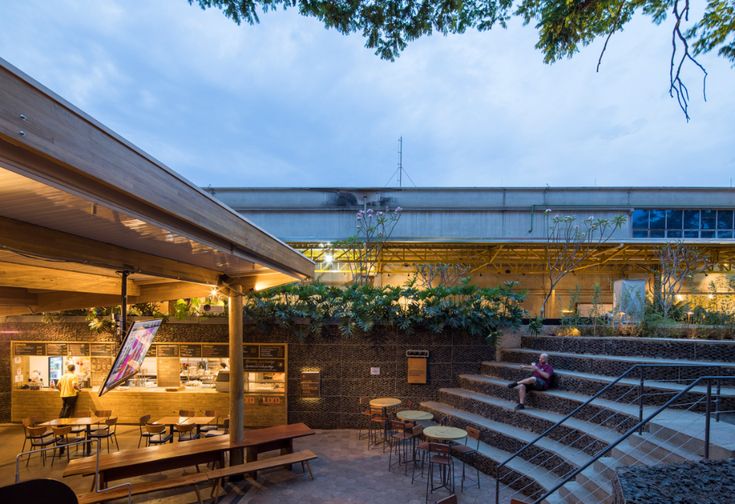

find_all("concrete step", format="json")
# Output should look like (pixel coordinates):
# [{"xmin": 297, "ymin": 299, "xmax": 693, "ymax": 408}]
[
  {"xmin": 481, "ymin": 360, "xmax": 735, "ymax": 408},
  {"xmin": 419, "ymin": 401, "xmax": 561, "ymax": 501},
  {"xmin": 499, "ymin": 347, "xmax": 735, "ymax": 382},
  {"xmin": 518, "ymin": 335, "xmax": 735, "ymax": 363},
  {"xmin": 592, "ymin": 456, "xmax": 621, "ymax": 481},
  {"xmin": 576, "ymin": 465, "xmax": 614, "ymax": 502},
  {"xmin": 435, "ymin": 387, "xmax": 614, "ymax": 456},
  {"xmin": 420, "ymin": 398, "xmax": 591, "ymax": 478},
  {"xmin": 610, "ymin": 440, "xmax": 663, "ymax": 467},
  {"xmin": 559, "ymin": 480, "xmax": 612, "ymax": 504},
  {"xmin": 627, "ymin": 431, "xmax": 700, "ymax": 464},
  {"xmin": 646, "ymin": 409, "xmax": 735, "ymax": 459}
]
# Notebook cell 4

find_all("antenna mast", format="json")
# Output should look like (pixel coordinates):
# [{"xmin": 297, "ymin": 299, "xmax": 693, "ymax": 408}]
[{"xmin": 398, "ymin": 136, "xmax": 403, "ymax": 188}]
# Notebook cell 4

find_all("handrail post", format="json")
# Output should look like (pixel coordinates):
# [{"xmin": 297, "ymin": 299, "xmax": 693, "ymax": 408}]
[
  {"xmin": 704, "ymin": 379, "xmax": 712, "ymax": 460},
  {"xmin": 638, "ymin": 368, "xmax": 645, "ymax": 435},
  {"xmin": 715, "ymin": 378, "xmax": 721, "ymax": 423},
  {"xmin": 495, "ymin": 471, "xmax": 500, "ymax": 504}
]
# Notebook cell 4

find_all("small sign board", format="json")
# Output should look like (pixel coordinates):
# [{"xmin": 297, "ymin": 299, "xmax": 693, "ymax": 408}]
[
  {"xmin": 370, "ymin": 367, "xmax": 381, "ymax": 376},
  {"xmin": 259, "ymin": 345, "xmax": 285, "ymax": 358},
  {"xmin": 146, "ymin": 345, "xmax": 157, "ymax": 358},
  {"xmin": 244, "ymin": 359, "xmax": 285, "ymax": 372},
  {"xmin": 68, "ymin": 343, "xmax": 90, "ymax": 356},
  {"xmin": 243, "ymin": 345, "xmax": 260, "ymax": 358},
  {"xmin": 300, "ymin": 371, "xmax": 321, "ymax": 398},
  {"xmin": 157, "ymin": 345, "xmax": 179, "ymax": 357},
  {"xmin": 90, "ymin": 343, "xmax": 115, "ymax": 356}
]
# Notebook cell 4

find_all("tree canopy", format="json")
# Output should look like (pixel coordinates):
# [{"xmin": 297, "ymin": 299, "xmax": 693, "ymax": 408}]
[{"xmin": 192, "ymin": 0, "xmax": 734, "ymax": 118}]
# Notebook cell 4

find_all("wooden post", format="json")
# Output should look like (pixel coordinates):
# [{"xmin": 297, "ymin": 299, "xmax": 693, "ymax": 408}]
[{"xmin": 229, "ymin": 285, "xmax": 244, "ymax": 465}]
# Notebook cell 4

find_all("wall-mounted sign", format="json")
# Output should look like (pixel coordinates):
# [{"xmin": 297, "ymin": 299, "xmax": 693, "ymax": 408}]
[
  {"xmin": 243, "ymin": 345, "xmax": 260, "ymax": 358},
  {"xmin": 244, "ymin": 359, "xmax": 285, "ymax": 372},
  {"xmin": 370, "ymin": 367, "xmax": 381, "ymax": 376},
  {"xmin": 261, "ymin": 396, "xmax": 282, "ymax": 405},
  {"xmin": 13, "ymin": 342, "xmax": 46, "ymax": 356},
  {"xmin": 259, "ymin": 345, "xmax": 285, "ymax": 358},
  {"xmin": 202, "ymin": 344, "xmax": 228, "ymax": 358},
  {"xmin": 68, "ymin": 343, "xmax": 90, "ymax": 356},
  {"xmin": 157, "ymin": 345, "xmax": 179, "ymax": 357},
  {"xmin": 179, "ymin": 344, "xmax": 202, "ymax": 358},
  {"xmin": 90, "ymin": 343, "xmax": 115, "ymax": 356},
  {"xmin": 146, "ymin": 345, "xmax": 157, "ymax": 358},
  {"xmin": 300, "ymin": 371, "xmax": 321, "ymax": 398},
  {"xmin": 46, "ymin": 343, "xmax": 68, "ymax": 356}
]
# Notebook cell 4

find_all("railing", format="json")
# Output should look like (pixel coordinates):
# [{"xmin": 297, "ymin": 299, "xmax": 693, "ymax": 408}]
[
  {"xmin": 15, "ymin": 438, "xmax": 132, "ymax": 502},
  {"xmin": 531, "ymin": 375, "xmax": 734, "ymax": 504},
  {"xmin": 494, "ymin": 363, "xmax": 729, "ymax": 504}
]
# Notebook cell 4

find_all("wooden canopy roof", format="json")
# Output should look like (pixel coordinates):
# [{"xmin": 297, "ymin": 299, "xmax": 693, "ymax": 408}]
[{"xmin": 0, "ymin": 58, "xmax": 313, "ymax": 317}]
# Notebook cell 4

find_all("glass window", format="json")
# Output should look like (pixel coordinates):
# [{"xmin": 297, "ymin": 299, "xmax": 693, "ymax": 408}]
[
  {"xmin": 701, "ymin": 210, "xmax": 716, "ymax": 229},
  {"xmin": 632, "ymin": 209, "xmax": 649, "ymax": 229},
  {"xmin": 667, "ymin": 229, "xmax": 682, "ymax": 238},
  {"xmin": 701, "ymin": 230, "xmax": 715, "ymax": 238},
  {"xmin": 718, "ymin": 211, "xmax": 734, "ymax": 230},
  {"xmin": 684, "ymin": 230, "xmax": 699, "ymax": 238},
  {"xmin": 633, "ymin": 229, "xmax": 648, "ymax": 238},
  {"xmin": 684, "ymin": 210, "xmax": 700, "ymax": 229},
  {"xmin": 718, "ymin": 230, "xmax": 733, "ymax": 239},
  {"xmin": 650, "ymin": 229, "xmax": 665, "ymax": 238},
  {"xmin": 666, "ymin": 210, "xmax": 682, "ymax": 229},
  {"xmin": 649, "ymin": 209, "xmax": 666, "ymax": 229}
]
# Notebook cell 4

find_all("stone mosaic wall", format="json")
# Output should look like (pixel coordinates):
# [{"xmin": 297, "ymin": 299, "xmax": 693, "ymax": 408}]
[{"xmin": 0, "ymin": 318, "xmax": 492, "ymax": 426}]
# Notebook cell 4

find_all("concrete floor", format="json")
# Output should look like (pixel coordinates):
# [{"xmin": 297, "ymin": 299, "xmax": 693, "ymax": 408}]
[{"xmin": 0, "ymin": 424, "xmax": 511, "ymax": 503}]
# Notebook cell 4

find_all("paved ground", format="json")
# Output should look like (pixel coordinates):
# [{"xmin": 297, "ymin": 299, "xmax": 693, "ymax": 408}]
[{"xmin": 0, "ymin": 424, "xmax": 510, "ymax": 503}]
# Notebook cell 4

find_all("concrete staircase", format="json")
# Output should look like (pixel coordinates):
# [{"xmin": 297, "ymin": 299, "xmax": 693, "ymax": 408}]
[{"xmin": 421, "ymin": 335, "xmax": 735, "ymax": 504}]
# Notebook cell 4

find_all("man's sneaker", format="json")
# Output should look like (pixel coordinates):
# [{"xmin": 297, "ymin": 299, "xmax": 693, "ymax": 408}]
[
  {"xmin": 514, "ymin": 403, "xmax": 525, "ymax": 410},
  {"xmin": 506, "ymin": 382, "xmax": 518, "ymax": 389}
]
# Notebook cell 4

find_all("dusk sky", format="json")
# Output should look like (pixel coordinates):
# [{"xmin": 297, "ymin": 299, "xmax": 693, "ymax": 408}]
[{"xmin": 2, "ymin": 1, "xmax": 734, "ymax": 188}]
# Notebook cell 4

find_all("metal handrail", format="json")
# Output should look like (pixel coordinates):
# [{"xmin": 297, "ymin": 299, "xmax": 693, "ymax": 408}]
[
  {"xmin": 14, "ymin": 437, "xmax": 132, "ymax": 502},
  {"xmin": 531, "ymin": 375, "xmax": 735, "ymax": 504},
  {"xmin": 494, "ymin": 363, "xmax": 726, "ymax": 504}
]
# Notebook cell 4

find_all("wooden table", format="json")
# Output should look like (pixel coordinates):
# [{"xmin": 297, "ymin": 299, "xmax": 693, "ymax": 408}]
[
  {"xmin": 40, "ymin": 416, "xmax": 108, "ymax": 456},
  {"xmin": 64, "ymin": 423, "xmax": 315, "ymax": 488},
  {"xmin": 370, "ymin": 397, "xmax": 401, "ymax": 409},
  {"xmin": 152, "ymin": 416, "xmax": 190, "ymax": 442},
  {"xmin": 423, "ymin": 426, "xmax": 467, "ymax": 442},
  {"xmin": 396, "ymin": 410, "xmax": 434, "ymax": 422}
]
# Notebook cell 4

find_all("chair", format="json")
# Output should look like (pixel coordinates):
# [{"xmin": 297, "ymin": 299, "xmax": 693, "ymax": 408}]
[
  {"xmin": 89, "ymin": 417, "xmax": 119, "ymax": 453},
  {"xmin": 199, "ymin": 410, "xmax": 218, "ymax": 434},
  {"xmin": 50, "ymin": 426, "xmax": 73, "ymax": 466},
  {"xmin": 367, "ymin": 407, "xmax": 387, "ymax": 449},
  {"xmin": 178, "ymin": 409, "xmax": 195, "ymax": 417},
  {"xmin": 436, "ymin": 496, "xmax": 458, "ymax": 504},
  {"xmin": 411, "ymin": 425, "xmax": 430, "ymax": 484},
  {"xmin": 357, "ymin": 397, "xmax": 372, "ymax": 440},
  {"xmin": 176, "ymin": 423, "xmax": 198, "ymax": 442},
  {"xmin": 24, "ymin": 426, "xmax": 55, "ymax": 467},
  {"xmin": 452, "ymin": 425, "xmax": 481, "ymax": 491},
  {"xmin": 387, "ymin": 420, "xmax": 414, "ymax": 473},
  {"xmin": 425, "ymin": 442, "xmax": 454, "ymax": 502},
  {"xmin": 138, "ymin": 414, "xmax": 153, "ymax": 448},
  {"xmin": 92, "ymin": 409, "xmax": 112, "ymax": 418},
  {"xmin": 204, "ymin": 417, "xmax": 229, "ymax": 438},
  {"xmin": 144, "ymin": 424, "xmax": 172, "ymax": 445},
  {"xmin": 21, "ymin": 418, "xmax": 50, "ymax": 454}
]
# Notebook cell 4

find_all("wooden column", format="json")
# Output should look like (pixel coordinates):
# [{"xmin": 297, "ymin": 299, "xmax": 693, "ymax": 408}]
[{"xmin": 228, "ymin": 285, "xmax": 244, "ymax": 465}]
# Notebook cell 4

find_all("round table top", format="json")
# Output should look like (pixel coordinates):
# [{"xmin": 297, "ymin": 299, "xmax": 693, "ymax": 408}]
[
  {"xmin": 396, "ymin": 410, "xmax": 434, "ymax": 421},
  {"xmin": 370, "ymin": 397, "xmax": 402, "ymax": 408},
  {"xmin": 423, "ymin": 426, "xmax": 468, "ymax": 441}
]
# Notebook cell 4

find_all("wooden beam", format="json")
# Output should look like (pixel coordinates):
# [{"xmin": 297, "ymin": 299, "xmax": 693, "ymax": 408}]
[
  {"xmin": 0, "ymin": 215, "xmax": 221, "ymax": 285},
  {"xmin": 0, "ymin": 262, "xmax": 139, "ymax": 295},
  {"xmin": 0, "ymin": 60, "xmax": 313, "ymax": 279},
  {"xmin": 0, "ymin": 286, "xmax": 37, "ymax": 305},
  {"xmin": 136, "ymin": 282, "xmax": 212, "ymax": 302}
]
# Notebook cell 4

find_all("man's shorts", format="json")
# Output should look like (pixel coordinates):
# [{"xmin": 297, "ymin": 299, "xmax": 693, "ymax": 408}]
[{"xmin": 528, "ymin": 377, "xmax": 549, "ymax": 391}]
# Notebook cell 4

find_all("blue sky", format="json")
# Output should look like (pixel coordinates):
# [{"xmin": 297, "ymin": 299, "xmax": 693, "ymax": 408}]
[{"xmin": 2, "ymin": 1, "xmax": 734, "ymax": 187}]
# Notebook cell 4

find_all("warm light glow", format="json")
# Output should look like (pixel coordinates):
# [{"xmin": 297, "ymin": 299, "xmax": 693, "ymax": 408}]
[
  {"xmin": 324, "ymin": 254, "xmax": 334, "ymax": 264},
  {"xmin": 210, "ymin": 287, "xmax": 219, "ymax": 298},
  {"xmin": 676, "ymin": 294, "xmax": 685, "ymax": 302},
  {"xmin": 707, "ymin": 294, "xmax": 715, "ymax": 299}
]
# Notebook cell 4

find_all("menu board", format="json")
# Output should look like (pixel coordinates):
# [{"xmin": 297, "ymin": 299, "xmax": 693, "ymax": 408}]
[
  {"xmin": 244, "ymin": 359, "xmax": 285, "ymax": 372},
  {"xmin": 91, "ymin": 343, "xmax": 115, "ymax": 356},
  {"xmin": 259, "ymin": 345, "xmax": 285, "ymax": 358},
  {"xmin": 243, "ymin": 345, "xmax": 260, "ymax": 358},
  {"xmin": 146, "ymin": 345, "xmax": 157, "ymax": 358},
  {"xmin": 91, "ymin": 357, "xmax": 112, "ymax": 387},
  {"xmin": 202, "ymin": 344, "xmax": 228, "ymax": 358},
  {"xmin": 179, "ymin": 344, "xmax": 202, "ymax": 358},
  {"xmin": 157, "ymin": 345, "xmax": 179, "ymax": 357},
  {"xmin": 68, "ymin": 343, "xmax": 90, "ymax": 356},
  {"xmin": 13, "ymin": 342, "xmax": 46, "ymax": 356},
  {"xmin": 46, "ymin": 343, "xmax": 68, "ymax": 355}
]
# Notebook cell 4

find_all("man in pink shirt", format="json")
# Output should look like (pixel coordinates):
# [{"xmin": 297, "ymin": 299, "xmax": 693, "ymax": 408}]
[{"xmin": 507, "ymin": 353, "xmax": 554, "ymax": 410}]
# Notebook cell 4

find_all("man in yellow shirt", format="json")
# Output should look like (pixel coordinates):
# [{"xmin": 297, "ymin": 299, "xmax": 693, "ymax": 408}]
[{"xmin": 57, "ymin": 364, "xmax": 80, "ymax": 418}]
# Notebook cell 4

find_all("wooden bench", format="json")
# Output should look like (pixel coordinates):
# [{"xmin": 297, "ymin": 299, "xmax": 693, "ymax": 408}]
[
  {"xmin": 76, "ymin": 472, "xmax": 208, "ymax": 504},
  {"xmin": 208, "ymin": 449, "xmax": 318, "ymax": 501},
  {"xmin": 75, "ymin": 449, "xmax": 318, "ymax": 504}
]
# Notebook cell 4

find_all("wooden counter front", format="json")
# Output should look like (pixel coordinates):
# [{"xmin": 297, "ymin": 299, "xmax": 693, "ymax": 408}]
[{"xmin": 12, "ymin": 388, "xmax": 286, "ymax": 426}]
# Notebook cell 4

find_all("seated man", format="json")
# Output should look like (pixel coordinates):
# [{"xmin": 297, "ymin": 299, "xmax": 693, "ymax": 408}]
[{"xmin": 506, "ymin": 353, "xmax": 553, "ymax": 410}]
